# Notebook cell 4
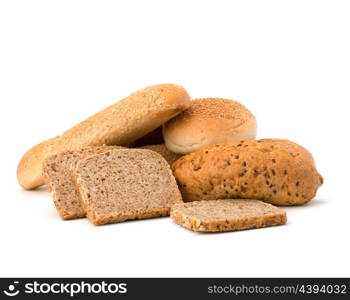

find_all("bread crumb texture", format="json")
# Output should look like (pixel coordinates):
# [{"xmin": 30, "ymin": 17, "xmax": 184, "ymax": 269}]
[
  {"xmin": 74, "ymin": 149, "xmax": 183, "ymax": 225},
  {"xmin": 172, "ymin": 139, "xmax": 323, "ymax": 205},
  {"xmin": 171, "ymin": 199, "xmax": 287, "ymax": 232},
  {"xmin": 42, "ymin": 146, "xmax": 123, "ymax": 220}
]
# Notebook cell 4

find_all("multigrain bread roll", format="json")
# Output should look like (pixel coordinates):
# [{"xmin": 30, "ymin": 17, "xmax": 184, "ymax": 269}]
[
  {"xmin": 171, "ymin": 199, "xmax": 287, "ymax": 232},
  {"xmin": 73, "ymin": 149, "xmax": 183, "ymax": 225},
  {"xmin": 172, "ymin": 139, "xmax": 323, "ymax": 205},
  {"xmin": 163, "ymin": 98, "xmax": 257, "ymax": 154},
  {"xmin": 17, "ymin": 84, "xmax": 191, "ymax": 190},
  {"xmin": 42, "ymin": 146, "xmax": 123, "ymax": 220}
]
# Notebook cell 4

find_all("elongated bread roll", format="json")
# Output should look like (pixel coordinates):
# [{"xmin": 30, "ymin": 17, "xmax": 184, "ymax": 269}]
[
  {"xmin": 172, "ymin": 139, "xmax": 323, "ymax": 205},
  {"xmin": 17, "ymin": 84, "xmax": 191, "ymax": 190}
]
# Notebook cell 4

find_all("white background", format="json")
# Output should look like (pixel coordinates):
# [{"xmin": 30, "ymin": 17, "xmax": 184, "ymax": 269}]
[{"xmin": 1, "ymin": 0, "xmax": 349, "ymax": 277}]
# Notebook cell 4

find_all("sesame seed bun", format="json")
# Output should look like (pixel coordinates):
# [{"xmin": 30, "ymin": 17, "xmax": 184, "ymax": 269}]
[{"xmin": 163, "ymin": 98, "xmax": 257, "ymax": 154}]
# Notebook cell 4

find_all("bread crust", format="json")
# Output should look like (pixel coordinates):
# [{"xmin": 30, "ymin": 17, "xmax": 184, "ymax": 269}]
[
  {"xmin": 17, "ymin": 84, "xmax": 191, "ymax": 190},
  {"xmin": 163, "ymin": 98, "xmax": 257, "ymax": 154},
  {"xmin": 172, "ymin": 139, "xmax": 323, "ymax": 205}
]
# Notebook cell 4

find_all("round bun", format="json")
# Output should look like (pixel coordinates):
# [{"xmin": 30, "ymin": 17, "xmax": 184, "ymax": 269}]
[{"xmin": 163, "ymin": 98, "xmax": 257, "ymax": 154}]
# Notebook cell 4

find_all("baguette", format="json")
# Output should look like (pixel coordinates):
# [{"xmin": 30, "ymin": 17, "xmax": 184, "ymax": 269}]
[{"xmin": 17, "ymin": 84, "xmax": 191, "ymax": 190}]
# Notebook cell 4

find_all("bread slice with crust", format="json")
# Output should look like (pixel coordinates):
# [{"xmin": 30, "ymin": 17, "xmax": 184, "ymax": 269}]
[
  {"xmin": 170, "ymin": 199, "xmax": 287, "ymax": 232},
  {"xmin": 73, "ymin": 149, "xmax": 183, "ymax": 225},
  {"xmin": 42, "ymin": 146, "xmax": 123, "ymax": 220}
]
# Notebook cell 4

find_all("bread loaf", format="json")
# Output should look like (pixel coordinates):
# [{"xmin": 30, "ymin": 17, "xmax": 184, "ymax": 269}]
[
  {"xmin": 17, "ymin": 84, "xmax": 191, "ymax": 190},
  {"xmin": 73, "ymin": 149, "xmax": 183, "ymax": 225},
  {"xmin": 163, "ymin": 98, "xmax": 257, "ymax": 154},
  {"xmin": 172, "ymin": 139, "xmax": 323, "ymax": 205},
  {"xmin": 171, "ymin": 199, "xmax": 287, "ymax": 232}
]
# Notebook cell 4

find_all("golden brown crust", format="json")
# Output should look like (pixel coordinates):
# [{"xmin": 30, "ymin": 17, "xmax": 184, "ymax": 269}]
[
  {"xmin": 17, "ymin": 137, "xmax": 65, "ymax": 190},
  {"xmin": 17, "ymin": 84, "xmax": 191, "ymax": 190},
  {"xmin": 172, "ymin": 139, "xmax": 323, "ymax": 205},
  {"xmin": 163, "ymin": 98, "xmax": 256, "ymax": 154},
  {"xmin": 170, "ymin": 199, "xmax": 287, "ymax": 232},
  {"xmin": 88, "ymin": 208, "xmax": 170, "ymax": 226}
]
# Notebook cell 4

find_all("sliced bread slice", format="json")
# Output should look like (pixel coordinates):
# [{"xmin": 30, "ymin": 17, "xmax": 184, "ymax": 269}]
[
  {"xmin": 42, "ymin": 146, "xmax": 122, "ymax": 220},
  {"xmin": 170, "ymin": 199, "xmax": 287, "ymax": 232},
  {"xmin": 73, "ymin": 149, "xmax": 183, "ymax": 225}
]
